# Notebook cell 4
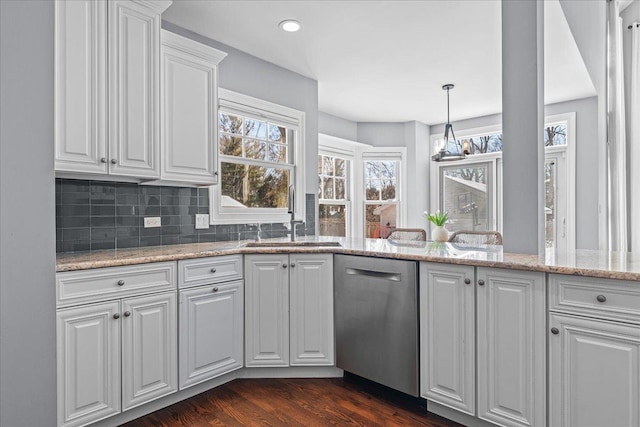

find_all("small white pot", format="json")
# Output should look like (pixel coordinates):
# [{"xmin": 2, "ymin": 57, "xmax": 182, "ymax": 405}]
[{"xmin": 431, "ymin": 225, "xmax": 449, "ymax": 242}]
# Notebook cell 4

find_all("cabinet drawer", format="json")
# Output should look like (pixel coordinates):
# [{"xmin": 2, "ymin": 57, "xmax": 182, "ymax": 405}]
[
  {"xmin": 178, "ymin": 255, "xmax": 243, "ymax": 288},
  {"xmin": 549, "ymin": 274, "xmax": 640, "ymax": 324},
  {"xmin": 57, "ymin": 262, "xmax": 176, "ymax": 308}
]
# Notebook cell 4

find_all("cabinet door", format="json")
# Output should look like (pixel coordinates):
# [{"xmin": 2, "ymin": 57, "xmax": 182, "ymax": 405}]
[
  {"xmin": 549, "ymin": 313, "xmax": 640, "ymax": 427},
  {"xmin": 55, "ymin": 0, "xmax": 108, "ymax": 174},
  {"xmin": 121, "ymin": 292, "xmax": 177, "ymax": 411},
  {"xmin": 420, "ymin": 262, "xmax": 475, "ymax": 415},
  {"xmin": 245, "ymin": 254, "xmax": 290, "ymax": 367},
  {"xmin": 57, "ymin": 301, "xmax": 120, "ymax": 427},
  {"xmin": 179, "ymin": 281, "xmax": 244, "ymax": 389},
  {"xmin": 107, "ymin": 1, "xmax": 170, "ymax": 178},
  {"xmin": 289, "ymin": 254, "xmax": 334, "ymax": 366},
  {"xmin": 161, "ymin": 30, "xmax": 226, "ymax": 184},
  {"xmin": 477, "ymin": 268, "xmax": 546, "ymax": 427}
]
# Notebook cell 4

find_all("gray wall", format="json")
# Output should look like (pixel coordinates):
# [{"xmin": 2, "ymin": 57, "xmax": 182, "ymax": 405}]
[
  {"xmin": 318, "ymin": 112, "xmax": 358, "ymax": 141},
  {"xmin": 0, "ymin": 1, "xmax": 57, "ymax": 425},
  {"xmin": 430, "ymin": 96, "xmax": 600, "ymax": 250},
  {"xmin": 357, "ymin": 122, "xmax": 407, "ymax": 147},
  {"xmin": 162, "ymin": 21, "xmax": 319, "ymax": 195}
]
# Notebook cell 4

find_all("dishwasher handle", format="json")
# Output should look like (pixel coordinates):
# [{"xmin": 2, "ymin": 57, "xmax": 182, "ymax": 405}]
[{"xmin": 344, "ymin": 267, "xmax": 401, "ymax": 282}]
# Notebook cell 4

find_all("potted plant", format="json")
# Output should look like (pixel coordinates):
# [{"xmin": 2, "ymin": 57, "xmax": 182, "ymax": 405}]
[{"xmin": 425, "ymin": 211, "xmax": 449, "ymax": 242}]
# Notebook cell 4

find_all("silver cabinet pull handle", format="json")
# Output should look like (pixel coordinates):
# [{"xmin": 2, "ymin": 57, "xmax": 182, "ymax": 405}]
[
  {"xmin": 551, "ymin": 327, "xmax": 559, "ymax": 335},
  {"xmin": 291, "ymin": 263, "xmax": 296, "ymax": 268},
  {"xmin": 100, "ymin": 157, "xmax": 107, "ymax": 163},
  {"xmin": 212, "ymin": 287, "xmax": 219, "ymax": 293},
  {"xmin": 117, "ymin": 280, "xmax": 125, "ymax": 286},
  {"xmin": 282, "ymin": 264, "xmax": 288, "ymax": 268},
  {"xmin": 596, "ymin": 295, "xmax": 607, "ymax": 303},
  {"xmin": 464, "ymin": 278, "xmax": 471, "ymax": 284},
  {"xmin": 123, "ymin": 311, "xmax": 131, "ymax": 317},
  {"xmin": 210, "ymin": 267, "xmax": 217, "ymax": 273},
  {"xmin": 113, "ymin": 313, "xmax": 120, "ymax": 320},
  {"xmin": 110, "ymin": 159, "xmax": 117, "ymax": 164},
  {"xmin": 478, "ymin": 279, "xmax": 485, "ymax": 286}
]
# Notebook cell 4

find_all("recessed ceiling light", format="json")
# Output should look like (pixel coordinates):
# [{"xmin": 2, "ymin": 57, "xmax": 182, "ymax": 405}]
[{"xmin": 279, "ymin": 20, "xmax": 301, "ymax": 32}]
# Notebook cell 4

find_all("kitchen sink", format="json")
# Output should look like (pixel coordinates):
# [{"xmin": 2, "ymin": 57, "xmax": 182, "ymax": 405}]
[{"xmin": 245, "ymin": 241, "xmax": 342, "ymax": 248}]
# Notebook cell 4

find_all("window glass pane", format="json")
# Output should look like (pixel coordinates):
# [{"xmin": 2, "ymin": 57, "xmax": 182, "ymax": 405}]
[
  {"xmin": 323, "ymin": 177, "xmax": 334, "ymax": 199},
  {"xmin": 335, "ymin": 158, "xmax": 346, "ymax": 177},
  {"xmin": 365, "ymin": 204, "xmax": 396, "ymax": 238},
  {"xmin": 268, "ymin": 143, "xmax": 287, "ymax": 163},
  {"xmin": 442, "ymin": 164, "xmax": 490, "ymax": 232},
  {"xmin": 219, "ymin": 113, "xmax": 242, "ymax": 134},
  {"xmin": 219, "ymin": 135, "xmax": 242, "ymax": 156},
  {"xmin": 335, "ymin": 178, "xmax": 346, "ymax": 200},
  {"xmin": 245, "ymin": 139, "xmax": 266, "ymax": 160},
  {"xmin": 317, "ymin": 176, "xmax": 323, "ymax": 198},
  {"xmin": 243, "ymin": 119, "xmax": 267, "ymax": 139},
  {"xmin": 545, "ymin": 160, "xmax": 556, "ymax": 248},
  {"xmin": 365, "ymin": 161, "xmax": 379, "ymax": 180},
  {"xmin": 366, "ymin": 180, "xmax": 380, "ymax": 201},
  {"xmin": 319, "ymin": 204, "xmax": 346, "ymax": 237},
  {"xmin": 318, "ymin": 155, "xmax": 323, "ymax": 174},
  {"xmin": 221, "ymin": 162, "xmax": 289, "ymax": 208},
  {"xmin": 381, "ymin": 180, "xmax": 396, "ymax": 200},
  {"xmin": 380, "ymin": 161, "xmax": 396, "ymax": 179},
  {"xmin": 544, "ymin": 124, "xmax": 567, "ymax": 146},
  {"xmin": 268, "ymin": 124, "xmax": 286, "ymax": 143},
  {"xmin": 323, "ymin": 156, "xmax": 334, "ymax": 175}
]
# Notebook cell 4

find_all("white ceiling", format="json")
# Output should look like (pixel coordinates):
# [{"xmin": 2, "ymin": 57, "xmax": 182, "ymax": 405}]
[{"xmin": 164, "ymin": 0, "xmax": 596, "ymax": 125}]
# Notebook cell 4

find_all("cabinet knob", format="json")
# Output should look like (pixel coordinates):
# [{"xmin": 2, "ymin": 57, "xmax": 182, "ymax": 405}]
[
  {"xmin": 282, "ymin": 263, "xmax": 287, "ymax": 268},
  {"xmin": 551, "ymin": 327, "xmax": 559, "ymax": 335},
  {"xmin": 123, "ymin": 311, "xmax": 131, "ymax": 317},
  {"xmin": 212, "ymin": 287, "xmax": 219, "ymax": 293},
  {"xmin": 214, "ymin": 171, "xmax": 219, "ymax": 176},
  {"xmin": 210, "ymin": 267, "xmax": 217, "ymax": 273},
  {"xmin": 117, "ymin": 280, "xmax": 125, "ymax": 286},
  {"xmin": 113, "ymin": 313, "xmax": 120, "ymax": 320},
  {"xmin": 464, "ymin": 278, "xmax": 471, "ymax": 284},
  {"xmin": 110, "ymin": 158, "xmax": 117, "ymax": 164},
  {"xmin": 291, "ymin": 263, "xmax": 296, "ymax": 268},
  {"xmin": 100, "ymin": 157, "xmax": 107, "ymax": 163},
  {"xmin": 596, "ymin": 295, "xmax": 607, "ymax": 303},
  {"xmin": 478, "ymin": 279, "xmax": 485, "ymax": 286}
]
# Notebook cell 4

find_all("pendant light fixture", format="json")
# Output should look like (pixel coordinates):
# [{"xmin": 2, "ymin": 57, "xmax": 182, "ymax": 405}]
[{"xmin": 432, "ymin": 84, "xmax": 468, "ymax": 162}]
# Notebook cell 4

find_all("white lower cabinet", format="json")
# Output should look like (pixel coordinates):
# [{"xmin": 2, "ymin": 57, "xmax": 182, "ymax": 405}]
[
  {"xmin": 179, "ymin": 280, "xmax": 244, "ymax": 388},
  {"xmin": 420, "ymin": 263, "xmax": 546, "ymax": 427},
  {"xmin": 57, "ymin": 292, "xmax": 177, "ymax": 427},
  {"xmin": 121, "ymin": 292, "xmax": 178, "ymax": 410},
  {"xmin": 549, "ymin": 316, "xmax": 640, "ymax": 427},
  {"xmin": 57, "ymin": 301, "xmax": 121, "ymax": 427},
  {"xmin": 245, "ymin": 253, "xmax": 334, "ymax": 367}
]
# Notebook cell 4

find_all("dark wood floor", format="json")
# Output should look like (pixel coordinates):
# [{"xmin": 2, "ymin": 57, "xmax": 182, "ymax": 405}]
[{"xmin": 123, "ymin": 377, "xmax": 462, "ymax": 427}]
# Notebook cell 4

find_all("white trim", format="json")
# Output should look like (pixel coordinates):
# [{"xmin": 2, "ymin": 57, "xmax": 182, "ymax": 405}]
[{"xmin": 210, "ymin": 89, "xmax": 305, "ymax": 225}]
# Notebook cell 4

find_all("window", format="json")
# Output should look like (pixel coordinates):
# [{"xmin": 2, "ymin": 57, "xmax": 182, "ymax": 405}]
[
  {"xmin": 364, "ymin": 159, "xmax": 399, "ymax": 238},
  {"xmin": 318, "ymin": 154, "xmax": 349, "ymax": 237},
  {"xmin": 211, "ymin": 89, "xmax": 305, "ymax": 224},
  {"xmin": 430, "ymin": 113, "xmax": 575, "ymax": 251}
]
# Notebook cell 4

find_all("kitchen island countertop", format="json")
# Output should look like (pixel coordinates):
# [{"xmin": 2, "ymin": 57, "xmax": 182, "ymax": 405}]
[{"xmin": 56, "ymin": 237, "xmax": 640, "ymax": 281}]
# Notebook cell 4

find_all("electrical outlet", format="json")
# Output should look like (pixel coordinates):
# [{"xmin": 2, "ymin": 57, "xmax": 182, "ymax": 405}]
[
  {"xmin": 143, "ymin": 217, "xmax": 161, "ymax": 228},
  {"xmin": 195, "ymin": 214, "xmax": 209, "ymax": 229}
]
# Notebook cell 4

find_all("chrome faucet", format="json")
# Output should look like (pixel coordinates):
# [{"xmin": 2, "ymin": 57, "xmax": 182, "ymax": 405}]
[{"xmin": 288, "ymin": 185, "xmax": 304, "ymax": 241}]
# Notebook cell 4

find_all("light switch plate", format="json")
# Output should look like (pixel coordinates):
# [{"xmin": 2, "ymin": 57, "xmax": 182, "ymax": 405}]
[
  {"xmin": 195, "ymin": 214, "xmax": 210, "ymax": 229},
  {"xmin": 143, "ymin": 217, "xmax": 161, "ymax": 228}
]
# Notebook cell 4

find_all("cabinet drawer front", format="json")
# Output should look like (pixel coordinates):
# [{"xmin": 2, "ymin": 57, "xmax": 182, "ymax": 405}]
[
  {"xmin": 57, "ymin": 262, "xmax": 176, "ymax": 307},
  {"xmin": 549, "ymin": 274, "xmax": 640, "ymax": 324},
  {"xmin": 178, "ymin": 255, "xmax": 243, "ymax": 288}
]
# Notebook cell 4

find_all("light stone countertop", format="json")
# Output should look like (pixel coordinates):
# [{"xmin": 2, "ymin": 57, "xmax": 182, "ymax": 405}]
[{"xmin": 55, "ymin": 236, "xmax": 640, "ymax": 282}]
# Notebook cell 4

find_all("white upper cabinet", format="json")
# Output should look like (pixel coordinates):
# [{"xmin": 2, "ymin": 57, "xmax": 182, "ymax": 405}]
[
  {"xmin": 55, "ymin": 0, "xmax": 172, "ymax": 179},
  {"xmin": 161, "ymin": 30, "xmax": 226, "ymax": 184},
  {"xmin": 54, "ymin": 0, "xmax": 108, "ymax": 174}
]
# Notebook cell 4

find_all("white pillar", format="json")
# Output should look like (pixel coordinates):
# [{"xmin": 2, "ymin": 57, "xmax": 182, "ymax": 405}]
[{"xmin": 501, "ymin": 0, "xmax": 545, "ymax": 254}]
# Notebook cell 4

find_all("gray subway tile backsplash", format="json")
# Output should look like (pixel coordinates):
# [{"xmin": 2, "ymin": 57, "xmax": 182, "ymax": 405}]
[{"xmin": 56, "ymin": 178, "xmax": 317, "ymax": 253}]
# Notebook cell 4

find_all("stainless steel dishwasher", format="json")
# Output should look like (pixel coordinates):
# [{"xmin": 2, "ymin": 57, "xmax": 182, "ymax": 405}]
[{"xmin": 334, "ymin": 254, "xmax": 418, "ymax": 396}]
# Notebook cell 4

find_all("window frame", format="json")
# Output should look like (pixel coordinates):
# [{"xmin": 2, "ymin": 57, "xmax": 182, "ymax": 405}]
[
  {"xmin": 210, "ymin": 89, "xmax": 305, "ymax": 225},
  {"xmin": 318, "ymin": 152, "xmax": 351, "ymax": 237},
  {"xmin": 429, "ymin": 112, "xmax": 576, "ymax": 250}
]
